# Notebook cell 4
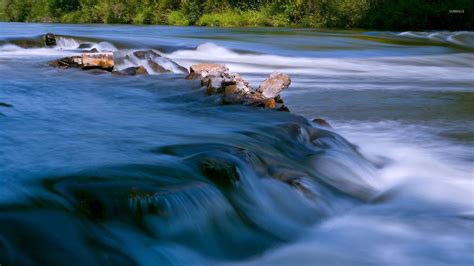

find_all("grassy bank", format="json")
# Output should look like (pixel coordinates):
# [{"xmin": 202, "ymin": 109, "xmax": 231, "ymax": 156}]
[{"xmin": 0, "ymin": 0, "xmax": 472, "ymax": 30}]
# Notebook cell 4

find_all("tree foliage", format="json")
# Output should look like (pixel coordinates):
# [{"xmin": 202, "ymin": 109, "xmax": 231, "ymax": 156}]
[{"xmin": 0, "ymin": 0, "xmax": 472, "ymax": 30}]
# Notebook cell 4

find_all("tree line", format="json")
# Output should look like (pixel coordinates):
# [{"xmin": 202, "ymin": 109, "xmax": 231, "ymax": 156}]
[{"xmin": 0, "ymin": 0, "xmax": 472, "ymax": 30}]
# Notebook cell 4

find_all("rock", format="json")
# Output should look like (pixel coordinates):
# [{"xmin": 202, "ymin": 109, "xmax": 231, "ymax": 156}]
[
  {"xmin": 222, "ymin": 73, "xmax": 252, "ymax": 94},
  {"xmin": 133, "ymin": 50, "xmax": 161, "ymax": 60},
  {"xmin": 49, "ymin": 52, "xmax": 114, "ymax": 71},
  {"xmin": 312, "ymin": 118, "xmax": 332, "ymax": 128},
  {"xmin": 133, "ymin": 50, "xmax": 188, "ymax": 74},
  {"xmin": 186, "ymin": 64, "xmax": 228, "ymax": 80},
  {"xmin": 148, "ymin": 60, "xmax": 171, "ymax": 73},
  {"xmin": 185, "ymin": 63, "xmax": 291, "ymax": 111},
  {"xmin": 44, "ymin": 33, "xmax": 56, "ymax": 47},
  {"xmin": 200, "ymin": 158, "xmax": 240, "ymax": 188},
  {"xmin": 0, "ymin": 102, "xmax": 13, "ymax": 107},
  {"xmin": 82, "ymin": 52, "xmax": 114, "ymax": 71},
  {"xmin": 78, "ymin": 43, "xmax": 93, "ymax": 49},
  {"xmin": 49, "ymin": 55, "xmax": 82, "ymax": 68},
  {"xmin": 257, "ymin": 72, "xmax": 291, "ymax": 99},
  {"xmin": 84, "ymin": 48, "xmax": 99, "ymax": 53},
  {"xmin": 207, "ymin": 76, "xmax": 224, "ymax": 95},
  {"xmin": 112, "ymin": 66, "xmax": 148, "ymax": 76}
]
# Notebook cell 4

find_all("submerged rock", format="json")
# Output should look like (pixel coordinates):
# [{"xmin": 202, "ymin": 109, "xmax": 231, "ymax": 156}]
[
  {"xmin": 44, "ymin": 33, "xmax": 57, "ymax": 47},
  {"xmin": 257, "ymin": 72, "xmax": 291, "ymax": 99},
  {"xmin": 50, "ymin": 52, "xmax": 114, "ymax": 71},
  {"xmin": 312, "ymin": 118, "xmax": 332, "ymax": 128},
  {"xmin": 84, "ymin": 48, "xmax": 99, "ymax": 53},
  {"xmin": 78, "ymin": 43, "xmax": 93, "ymax": 49},
  {"xmin": 200, "ymin": 158, "xmax": 240, "ymax": 188},
  {"xmin": 133, "ymin": 50, "xmax": 161, "ymax": 60},
  {"xmin": 132, "ymin": 50, "xmax": 188, "ymax": 74},
  {"xmin": 0, "ymin": 102, "xmax": 13, "ymax": 107},
  {"xmin": 112, "ymin": 66, "xmax": 148, "ymax": 76}
]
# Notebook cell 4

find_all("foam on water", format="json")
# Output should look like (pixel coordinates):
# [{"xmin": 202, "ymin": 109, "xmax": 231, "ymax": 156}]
[{"xmin": 166, "ymin": 43, "xmax": 474, "ymax": 90}]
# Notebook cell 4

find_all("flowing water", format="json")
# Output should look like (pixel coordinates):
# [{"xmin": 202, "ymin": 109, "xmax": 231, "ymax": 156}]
[{"xmin": 0, "ymin": 23, "xmax": 473, "ymax": 266}]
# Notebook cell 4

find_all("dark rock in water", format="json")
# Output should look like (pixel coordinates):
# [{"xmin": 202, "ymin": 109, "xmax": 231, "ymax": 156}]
[
  {"xmin": 84, "ymin": 48, "xmax": 99, "ymax": 53},
  {"xmin": 0, "ymin": 102, "xmax": 13, "ymax": 107},
  {"xmin": 50, "ymin": 52, "xmax": 114, "ymax": 71},
  {"xmin": 49, "ymin": 55, "xmax": 83, "ymax": 68},
  {"xmin": 112, "ymin": 66, "xmax": 148, "ymax": 76},
  {"xmin": 257, "ymin": 72, "xmax": 291, "ymax": 99},
  {"xmin": 148, "ymin": 60, "xmax": 171, "ymax": 73},
  {"xmin": 200, "ymin": 158, "xmax": 240, "ymax": 188},
  {"xmin": 78, "ymin": 43, "xmax": 93, "ymax": 49},
  {"xmin": 312, "ymin": 118, "xmax": 332, "ymax": 128},
  {"xmin": 278, "ymin": 105, "xmax": 290, "ymax": 112},
  {"xmin": 133, "ymin": 50, "xmax": 161, "ymax": 60},
  {"xmin": 132, "ymin": 50, "xmax": 188, "ymax": 74},
  {"xmin": 44, "ymin": 33, "xmax": 56, "ymax": 47}
]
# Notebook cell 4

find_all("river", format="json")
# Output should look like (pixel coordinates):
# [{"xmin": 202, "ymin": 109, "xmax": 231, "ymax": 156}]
[{"xmin": 0, "ymin": 23, "xmax": 473, "ymax": 266}]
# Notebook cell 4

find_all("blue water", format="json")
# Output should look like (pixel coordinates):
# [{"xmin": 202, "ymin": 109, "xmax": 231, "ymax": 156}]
[{"xmin": 0, "ymin": 23, "xmax": 473, "ymax": 266}]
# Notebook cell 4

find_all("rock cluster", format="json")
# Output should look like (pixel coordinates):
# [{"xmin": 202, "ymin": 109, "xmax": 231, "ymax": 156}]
[
  {"xmin": 186, "ymin": 63, "xmax": 290, "ymax": 110},
  {"xmin": 45, "ymin": 33, "xmax": 293, "ymax": 112}
]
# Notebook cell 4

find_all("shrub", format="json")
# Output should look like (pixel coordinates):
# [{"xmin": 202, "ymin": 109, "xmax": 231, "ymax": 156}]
[{"xmin": 167, "ymin": 10, "xmax": 189, "ymax": 26}]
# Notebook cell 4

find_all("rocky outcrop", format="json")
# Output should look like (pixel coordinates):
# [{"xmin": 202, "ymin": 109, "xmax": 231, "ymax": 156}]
[
  {"xmin": 186, "ymin": 63, "xmax": 290, "ymax": 110},
  {"xmin": 44, "ymin": 33, "xmax": 56, "ymax": 47},
  {"xmin": 50, "ymin": 52, "xmax": 114, "ymax": 71},
  {"xmin": 112, "ymin": 66, "xmax": 148, "ymax": 76},
  {"xmin": 257, "ymin": 72, "xmax": 291, "ymax": 99}
]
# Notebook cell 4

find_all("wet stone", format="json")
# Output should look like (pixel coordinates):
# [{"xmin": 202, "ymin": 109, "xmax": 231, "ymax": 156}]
[{"xmin": 44, "ymin": 32, "xmax": 57, "ymax": 47}]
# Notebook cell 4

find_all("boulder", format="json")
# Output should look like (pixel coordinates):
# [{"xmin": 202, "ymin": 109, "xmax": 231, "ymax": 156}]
[
  {"xmin": 257, "ymin": 72, "xmax": 291, "ymax": 99},
  {"xmin": 49, "ymin": 52, "xmax": 114, "ymax": 71},
  {"xmin": 82, "ymin": 52, "xmax": 114, "ymax": 71},
  {"xmin": 49, "ymin": 55, "xmax": 82, "ymax": 68},
  {"xmin": 44, "ymin": 33, "xmax": 57, "ymax": 47},
  {"xmin": 112, "ymin": 66, "xmax": 148, "ymax": 76},
  {"xmin": 186, "ymin": 64, "xmax": 228, "ymax": 80}
]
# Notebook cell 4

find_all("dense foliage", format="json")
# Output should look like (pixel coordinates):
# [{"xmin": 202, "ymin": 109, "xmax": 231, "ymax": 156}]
[{"xmin": 0, "ymin": 0, "xmax": 472, "ymax": 30}]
